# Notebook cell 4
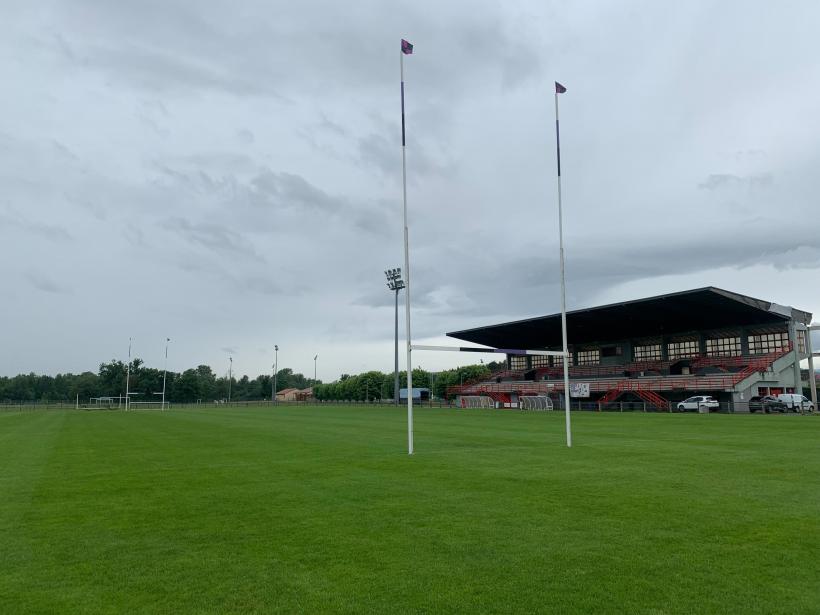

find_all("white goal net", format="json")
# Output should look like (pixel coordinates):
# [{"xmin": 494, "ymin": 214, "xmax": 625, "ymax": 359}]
[
  {"xmin": 460, "ymin": 395, "xmax": 495, "ymax": 408},
  {"xmin": 519, "ymin": 396, "xmax": 553, "ymax": 411}
]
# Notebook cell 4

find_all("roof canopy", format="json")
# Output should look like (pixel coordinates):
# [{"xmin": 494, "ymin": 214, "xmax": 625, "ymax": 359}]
[{"xmin": 447, "ymin": 287, "xmax": 811, "ymax": 349}]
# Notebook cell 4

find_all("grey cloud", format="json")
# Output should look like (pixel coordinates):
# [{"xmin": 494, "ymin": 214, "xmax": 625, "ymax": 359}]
[
  {"xmin": 733, "ymin": 149, "xmax": 766, "ymax": 162},
  {"xmin": 51, "ymin": 140, "xmax": 79, "ymax": 161},
  {"xmin": 239, "ymin": 276, "xmax": 283, "ymax": 296},
  {"xmin": 148, "ymin": 162, "xmax": 390, "ymax": 242},
  {"xmin": 123, "ymin": 224, "xmax": 146, "ymax": 247},
  {"xmin": 78, "ymin": 39, "xmax": 282, "ymax": 98},
  {"xmin": 41, "ymin": 1, "xmax": 541, "ymax": 103},
  {"xmin": 408, "ymin": 228, "xmax": 820, "ymax": 326},
  {"xmin": 162, "ymin": 217, "xmax": 262, "ymax": 261},
  {"xmin": 358, "ymin": 132, "xmax": 455, "ymax": 180},
  {"xmin": 236, "ymin": 129, "xmax": 255, "ymax": 144},
  {"xmin": 51, "ymin": 31, "xmax": 77, "ymax": 62},
  {"xmin": 67, "ymin": 195, "xmax": 108, "ymax": 221},
  {"xmin": 4, "ymin": 0, "xmax": 820, "ymax": 380},
  {"xmin": 25, "ymin": 271, "xmax": 71, "ymax": 295},
  {"xmin": 0, "ymin": 209, "xmax": 72, "ymax": 241},
  {"xmin": 352, "ymin": 206, "xmax": 392, "ymax": 235},
  {"xmin": 698, "ymin": 173, "xmax": 773, "ymax": 190},
  {"xmin": 178, "ymin": 153, "xmax": 255, "ymax": 174},
  {"xmin": 137, "ymin": 113, "xmax": 171, "ymax": 138},
  {"xmin": 253, "ymin": 171, "xmax": 341, "ymax": 213},
  {"xmin": 319, "ymin": 115, "xmax": 347, "ymax": 137}
]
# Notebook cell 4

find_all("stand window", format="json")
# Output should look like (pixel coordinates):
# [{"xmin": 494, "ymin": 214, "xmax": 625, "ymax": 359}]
[
  {"xmin": 706, "ymin": 337, "xmax": 741, "ymax": 357},
  {"xmin": 748, "ymin": 332, "xmax": 789, "ymax": 354}
]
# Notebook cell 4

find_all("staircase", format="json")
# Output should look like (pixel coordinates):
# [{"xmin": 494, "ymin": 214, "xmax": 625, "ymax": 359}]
[
  {"xmin": 599, "ymin": 385, "xmax": 624, "ymax": 404},
  {"xmin": 632, "ymin": 388, "xmax": 668, "ymax": 410},
  {"xmin": 598, "ymin": 382, "xmax": 668, "ymax": 410}
]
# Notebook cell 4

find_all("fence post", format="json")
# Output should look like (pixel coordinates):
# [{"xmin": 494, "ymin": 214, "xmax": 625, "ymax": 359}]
[{"xmin": 643, "ymin": 402, "xmax": 646, "ymax": 412}]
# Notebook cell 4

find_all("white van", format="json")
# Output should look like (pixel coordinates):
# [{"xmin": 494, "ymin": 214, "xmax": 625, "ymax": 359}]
[{"xmin": 775, "ymin": 393, "xmax": 814, "ymax": 412}]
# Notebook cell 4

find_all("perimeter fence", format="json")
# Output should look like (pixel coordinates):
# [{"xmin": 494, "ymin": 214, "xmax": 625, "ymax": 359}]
[{"xmin": 1, "ymin": 399, "xmax": 812, "ymax": 414}]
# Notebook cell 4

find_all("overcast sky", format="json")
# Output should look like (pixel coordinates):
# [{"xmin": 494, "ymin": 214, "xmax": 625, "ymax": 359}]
[{"xmin": 2, "ymin": 0, "xmax": 819, "ymax": 380}]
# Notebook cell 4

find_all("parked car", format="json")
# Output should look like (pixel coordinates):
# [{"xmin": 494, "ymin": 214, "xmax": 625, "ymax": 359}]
[
  {"xmin": 748, "ymin": 395, "xmax": 788, "ymax": 413},
  {"xmin": 676, "ymin": 395, "xmax": 720, "ymax": 412},
  {"xmin": 776, "ymin": 393, "xmax": 815, "ymax": 412}
]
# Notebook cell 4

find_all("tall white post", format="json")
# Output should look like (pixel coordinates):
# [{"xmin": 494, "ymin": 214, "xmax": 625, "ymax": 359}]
[
  {"xmin": 228, "ymin": 356, "xmax": 232, "ymax": 403},
  {"xmin": 162, "ymin": 337, "xmax": 169, "ymax": 411},
  {"xmin": 274, "ymin": 345, "xmax": 279, "ymax": 404},
  {"xmin": 125, "ymin": 337, "xmax": 132, "ymax": 412},
  {"xmin": 808, "ymin": 324, "xmax": 818, "ymax": 412},
  {"xmin": 554, "ymin": 83, "xmax": 572, "ymax": 448},
  {"xmin": 400, "ymin": 44, "xmax": 414, "ymax": 454}
]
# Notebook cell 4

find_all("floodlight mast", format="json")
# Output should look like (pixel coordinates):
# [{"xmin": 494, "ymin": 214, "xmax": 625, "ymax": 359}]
[
  {"xmin": 385, "ymin": 268, "xmax": 405, "ymax": 406},
  {"xmin": 314, "ymin": 354, "xmax": 318, "ymax": 384}
]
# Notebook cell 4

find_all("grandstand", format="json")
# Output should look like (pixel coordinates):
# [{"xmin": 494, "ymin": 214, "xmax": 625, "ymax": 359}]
[{"xmin": 446, "ymin": 287, "xmax": 814, "ymax": 411}]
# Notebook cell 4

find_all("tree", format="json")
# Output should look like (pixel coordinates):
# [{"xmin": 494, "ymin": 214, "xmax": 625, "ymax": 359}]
[{"xmin": 98, "ymin": 360, "xmax": 127, "ymax": 397}]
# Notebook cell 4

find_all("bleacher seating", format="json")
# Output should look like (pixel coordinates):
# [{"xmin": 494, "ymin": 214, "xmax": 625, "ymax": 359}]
[{"xmin": 447, "ymin": 346, "xmax": 791, "ymax": 408}]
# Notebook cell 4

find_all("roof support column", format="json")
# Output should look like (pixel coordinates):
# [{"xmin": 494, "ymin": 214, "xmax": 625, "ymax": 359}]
[
  {"xmin": 806, "ymin": 325, "xmax": 817, "ymax": 411},
  {"xmin": 788, "ymin": 319, "xmax": 802, "ymax": 395}
]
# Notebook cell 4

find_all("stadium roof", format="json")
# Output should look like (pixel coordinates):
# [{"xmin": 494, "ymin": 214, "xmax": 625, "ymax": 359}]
[{"xmin": 447, "ymin": 287, "xmax": 812, "ymax": 349}]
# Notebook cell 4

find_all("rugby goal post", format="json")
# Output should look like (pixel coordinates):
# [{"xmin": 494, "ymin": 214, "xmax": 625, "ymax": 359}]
[{"xmin": 409, "ymin": 344, "xmax": 571, "ymax": 452}]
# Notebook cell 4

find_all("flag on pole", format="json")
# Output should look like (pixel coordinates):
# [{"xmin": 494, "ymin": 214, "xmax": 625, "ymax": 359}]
[
  {"xmin": 555, "ymin": 81, "xmax": 567, "ymax": 94},
  {"xmin": 401, "ymin": 39, "xmax": 414, "ymax": 54}
]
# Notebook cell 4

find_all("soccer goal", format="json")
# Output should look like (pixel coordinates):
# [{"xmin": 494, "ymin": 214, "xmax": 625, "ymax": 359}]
[
  {"xmin": 460, "ymin": 395, "xmax": 495, "ymax": 408},
  {"xmin": 519, "ymin": 396, "xmax": 553, "ymax": 411}
]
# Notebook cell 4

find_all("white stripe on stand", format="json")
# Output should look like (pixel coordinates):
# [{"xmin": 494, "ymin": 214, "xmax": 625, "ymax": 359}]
[{"xmin": 411, "ymin": 344, "xmax": 566, "ymax": 357}]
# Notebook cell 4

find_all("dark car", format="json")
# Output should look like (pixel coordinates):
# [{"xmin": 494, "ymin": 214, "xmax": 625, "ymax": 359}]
[{"xmin": 748, "ymin": 395, "xmax": 788, "ymax": 413}]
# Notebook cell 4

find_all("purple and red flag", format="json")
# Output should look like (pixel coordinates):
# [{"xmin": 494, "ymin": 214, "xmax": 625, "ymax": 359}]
[
  {"xmin": 401, "ymin": 39, "xmax": 414, "ymax": 55},
  {"xmin": 555, "ymin": 81, "xmax": 567, "ymax": 93}
]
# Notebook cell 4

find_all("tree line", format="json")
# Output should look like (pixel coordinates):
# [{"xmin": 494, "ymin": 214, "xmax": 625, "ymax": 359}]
[
  {"xmin": 313, "ymin": 361, "xmax": 503, "ymax": 401},
  {"xmin": 0, "ymin": 359, "xmax": 505, "ymax": 404},
  {"xmin": 0, "ymin": 359, "xmax": 318, "ymax": 404}
]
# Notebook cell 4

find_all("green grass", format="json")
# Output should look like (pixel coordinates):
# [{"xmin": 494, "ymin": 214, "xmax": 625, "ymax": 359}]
[{"xmin": 1, "ymin": 406, "xmax": 818, "ymax": 614}]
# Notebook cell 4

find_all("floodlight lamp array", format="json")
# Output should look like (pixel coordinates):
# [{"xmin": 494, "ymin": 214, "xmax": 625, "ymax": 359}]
[{"xmin": 385, "ymin": 267, "xmax": 404, "ymax": 290}]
